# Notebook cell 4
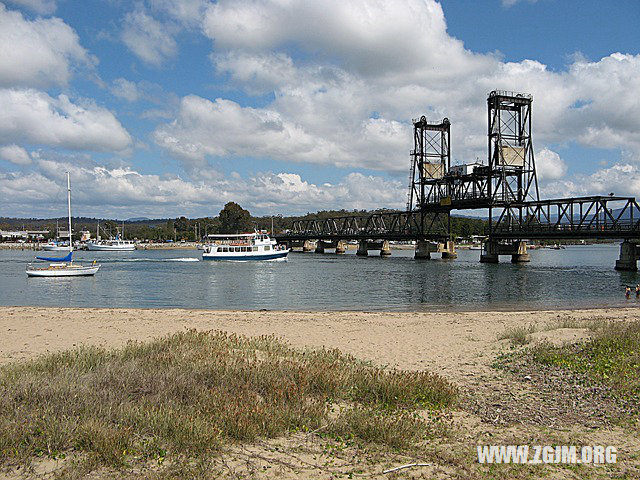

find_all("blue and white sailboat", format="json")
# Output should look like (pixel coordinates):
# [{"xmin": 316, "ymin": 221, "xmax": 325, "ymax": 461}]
[{"xmin": 26, "ymin": 173, "xmax": 100, "ymax": 277}]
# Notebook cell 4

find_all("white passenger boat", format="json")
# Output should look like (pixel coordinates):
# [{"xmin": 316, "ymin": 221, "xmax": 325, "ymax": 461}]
[
  {"xmin": 27, "ymin": 173, "xmax": 101, "ymax": 277},
  {"xmin": 202, "ymin": 232, "xmax": 289, "ymax": 261},
  {"xmin": 87, "ymin": 236, "xmax": 136, "ymax": 251}
]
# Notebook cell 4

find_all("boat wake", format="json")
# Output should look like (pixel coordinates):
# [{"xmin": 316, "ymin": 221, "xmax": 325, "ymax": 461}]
[{"xmin": 117, "ymin": 257, "xmax": 200, "ymax": 263}]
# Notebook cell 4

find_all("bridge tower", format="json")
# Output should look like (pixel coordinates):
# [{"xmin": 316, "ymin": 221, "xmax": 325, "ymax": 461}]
[
  {"xmin": 407, "ymin": 116, "xmax": 450, "ymax": 213},
  {"xmin": 487, "ymin": 90, "xmax": 539, "ymax": 216},
  {"xmin": 407, "ymin": 117, "xmax": 453, "ymax": 242}
]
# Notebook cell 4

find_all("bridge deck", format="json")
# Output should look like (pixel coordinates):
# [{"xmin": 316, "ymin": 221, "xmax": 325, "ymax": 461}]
[{"xmin": 276, "ymin": 196, "xmax": 640, "ymax": 243}]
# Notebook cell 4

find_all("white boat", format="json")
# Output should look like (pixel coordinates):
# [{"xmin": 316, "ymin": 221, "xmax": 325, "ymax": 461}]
[
  {"xmin": 26, "ymin": 173, "xmax": 101, "ymax": 277},
  {"xmin": 42, "ymin": 221, "xmax": 69, "ymax": 250},
  {"xmin": 202, "ymin": 231, "xmax": 290, "ymax": 261},
  {"xmin": 42, "ymin": 241, "xmax": 70, "ymax": 251},
  {"xmin": 87, "ymin": 236, "xmax": 136, "ymax": 251}
]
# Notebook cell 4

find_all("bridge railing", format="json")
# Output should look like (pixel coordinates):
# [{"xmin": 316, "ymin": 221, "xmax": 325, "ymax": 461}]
[{"xmin": 489, "ymin": 196, "xmax": 640, "ymax": 238}]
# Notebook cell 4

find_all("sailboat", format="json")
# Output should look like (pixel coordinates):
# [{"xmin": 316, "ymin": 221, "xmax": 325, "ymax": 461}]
[{"xmin": 26, "ymin": 173, "xmax": 101, "ymax": 277}]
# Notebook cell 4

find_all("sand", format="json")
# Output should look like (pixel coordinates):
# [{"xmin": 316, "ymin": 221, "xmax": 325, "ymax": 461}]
[
  {"xmin": 1, "ymin": 306, "xmax": 638, "ymax": 382},
  {"xmin": 1, "ymin": 306, "xmax": 639, "ymax": 479}
]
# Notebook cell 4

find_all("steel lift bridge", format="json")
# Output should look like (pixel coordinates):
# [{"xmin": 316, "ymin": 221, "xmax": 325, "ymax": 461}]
[{"xmin": 276, "ymin": 91, "xmax": 640, "ymax": 270}]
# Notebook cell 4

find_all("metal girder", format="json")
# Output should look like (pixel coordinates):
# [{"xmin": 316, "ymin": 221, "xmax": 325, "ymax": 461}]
[
  {"xmin": 489, "ymin": 196, "xmax": 640, "ymax": 239},
  {"xmin": 276, "ymin": 211, "xmax": 451, "ymax": 242}
]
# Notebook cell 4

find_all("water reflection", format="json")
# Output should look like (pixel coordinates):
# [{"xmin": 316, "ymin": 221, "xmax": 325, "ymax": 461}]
[{"xmin": 0, "ymin": 244, "xmax": 637, "ymax": 311}]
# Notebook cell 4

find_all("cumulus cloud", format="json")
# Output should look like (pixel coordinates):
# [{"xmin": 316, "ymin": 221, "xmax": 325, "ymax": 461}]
[
  {"xmin": 0, "ymin": 158, "xmax": 405, "ymax": 217},
  {"xmin": 535, "ymin": 148, "xmax": 567, "ymax": 181},
  {"xmin": 0, "ymin": 4, "xmax": 93, "ymax": 88},
  {"xmin": 122, "ymin": 6, "xmax": 178, "ymax": 66},
  {"xmin": 4, "ymin": 0, "xmax": 56, "ymax": 15},
  {"xmin": 0, "ymin": 89, "xmax": 132, "ymax": 152},
  {"xmin": 145, "ymin": 0, "xmax": 639, "ymax": 184},
  {"xmin": 0, "ymin": 144, "xmax": 32, "ymax": 165}
]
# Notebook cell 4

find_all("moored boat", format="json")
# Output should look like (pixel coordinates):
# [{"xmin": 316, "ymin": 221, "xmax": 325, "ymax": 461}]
[
  {"xmin": 26, "ymin": 173, "xmax": 101, "ymax": 277},
  {"xmin": 87, "ymin": 236, "xmax": 136, "ymax": 251},
  {"xmin": 202, "ymin": 231, "xmax": 289, "ymax": 261}
]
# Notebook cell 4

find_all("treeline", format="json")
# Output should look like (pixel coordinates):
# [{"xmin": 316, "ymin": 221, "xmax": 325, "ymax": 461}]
[{"xmin": 1, "ymin": 203, "xmax": 488, "ymax": 241}]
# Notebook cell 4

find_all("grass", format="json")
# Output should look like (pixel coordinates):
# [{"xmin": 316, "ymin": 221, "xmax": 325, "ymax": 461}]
[
  {"xmin": 530, "ymin": 321, "xmax": 640, "ymax": 406},
  {"xmin": 0, "ymin": 330, "xmax": 457, "ymax": 475},
  {"xmin": 497, "ymin": 324, "xmax": 537, "ymax": 346},
  {"xmin": 497, "ymin": 317, "xmax": 603, "ymax": 346}
]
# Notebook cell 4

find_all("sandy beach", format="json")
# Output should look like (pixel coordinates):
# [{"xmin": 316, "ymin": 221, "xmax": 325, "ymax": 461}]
[
  {"xmin": 1, "ymin": 306, "xmax": 639, "ymax": 479},
  {"xmin": 1, "ymin": 306, "xmax": 637, "ymax": 378}
]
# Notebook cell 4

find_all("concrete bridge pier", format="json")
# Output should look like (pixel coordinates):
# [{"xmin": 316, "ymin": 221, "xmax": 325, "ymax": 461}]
[
  {"xmin": 480, "ymin": 240, "xmax": 530, "ymax": 263},
  {"xmin": 415, "ymin": 240, "xmax": 433, "ymax": 259},
  {"xmin": 356, "ymin": 240, "xmax": 368, "ymax": 256},
  {"xmin": 335, "ymin": 240, "xmax": 346, "ymax": 254},
  {"xmin": 480, "ymin": 241, "xmax": 499, "ymax": 263},
  {"xmin": 511, "ymin": 241, "xmax": 531, "ymax": 263},
  {"xmin": 441, "ymin": 240, "xmax": 457, "ymax": 259},
  {"xmin": 302, "ymin": 240, "xmax": 315, "ymax": 253},
  {"xmin": 380, "ymin": 240, "xmax": 392, "ymax": 256},
  {"xmin": 615, "ymin": 241, "xmax": 639, "ymax": 271}
]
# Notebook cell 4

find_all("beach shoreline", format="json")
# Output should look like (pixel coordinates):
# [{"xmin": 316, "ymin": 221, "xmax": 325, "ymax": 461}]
[
  {"xmin": 2, "ymin": 305, "xmax": 639, "ymax": 478},
  {"xmin": 1, "ymin": 305, "xmax": 637, "ymax": 379}
]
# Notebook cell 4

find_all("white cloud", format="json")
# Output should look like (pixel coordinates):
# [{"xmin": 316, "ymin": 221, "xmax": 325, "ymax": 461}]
[
  {"xmin": 0, "ymin": 4, "xmax": 93, "ymax": 88},
  {"xmin": 502, "ymin": 0, "xmax": 539, "ymax": 7},
  {"xmin": 0, "ymin": 144, "xmax": 32, "ymax": 165},
  {"xmin": 0, "ymin": 158, "xmax": 405, "ymax": 217},
  {"xmin": 110, "ymin": 78, "xmax": 140, "ymax": 102},
  {"xmin": 148, "ymin": 0, "xmax": 209, "ymax": 27},
  {"xmin": 535, "ymin": 148, "xmax": 567, "ymax": 181},
  {"xmin": 543, "ymin": 163, "xmax": 640, "ymax": 199},
  {"xmin": 121, "ymin": 7, "xmax": 178, "ymax": 66},
  {"xmin": 153, "ymin": 95, "xmax": 350, "ymax": 169},
  {"xmin": 0, "ymin": 89, "xmax": 132, "ymax": 152},
  {"xmin": 4, "ymin": 0, "xmax": 56, "ymax": 15},
  {"xmin": 150, "ymin": 0, "xmax": 638, "ymax": 182}
]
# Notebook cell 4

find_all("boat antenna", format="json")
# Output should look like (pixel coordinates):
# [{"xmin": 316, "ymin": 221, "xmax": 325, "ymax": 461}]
[{"xmin": 66, "ymin": 172, "xmax": 73, "ymax": 254}]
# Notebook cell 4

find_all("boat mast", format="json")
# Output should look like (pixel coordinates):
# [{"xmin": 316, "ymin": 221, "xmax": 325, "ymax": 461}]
[{"xmin": 66, "ymin": 172, "xmax": 73, "ymax": 253}]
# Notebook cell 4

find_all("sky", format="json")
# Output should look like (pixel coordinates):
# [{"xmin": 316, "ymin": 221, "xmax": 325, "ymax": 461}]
[{"xmin": 0, "ymin": 0, "xmax": 639, "ymax": 219}]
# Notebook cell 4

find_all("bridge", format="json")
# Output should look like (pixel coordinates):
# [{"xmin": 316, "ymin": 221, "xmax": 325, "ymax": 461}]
[{"xmin": 276, "ymin": 91, "xmax": 640, "ymax": 270}]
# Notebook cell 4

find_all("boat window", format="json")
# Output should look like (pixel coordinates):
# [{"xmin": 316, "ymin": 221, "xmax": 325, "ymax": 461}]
[
  {"xmin": 235, "ymin": 247, "xmax": 240, "ymax": 252},
  {"xmin": 264, "ymin": 245, "xmax": 271, "ymax": 251},
  {"xmin": 252, "ymin": 246, "xmax": 258, "ymax": 251}
]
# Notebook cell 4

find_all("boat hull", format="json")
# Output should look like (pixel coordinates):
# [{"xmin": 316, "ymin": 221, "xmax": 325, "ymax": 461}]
[
  {"xmin": 87, "ymin": 243, "xmax": 136, "ymax": 251},
  {"xmin": 26, "ymin": 265, "xmax": 100, "ymax": 277},
  {"xmin": 42, "ymin": 245, "xmax": 70, "ymax": 251},
  {"xmin": 202, "ymin": 250, "xmax": 289, "ymax": 261}
]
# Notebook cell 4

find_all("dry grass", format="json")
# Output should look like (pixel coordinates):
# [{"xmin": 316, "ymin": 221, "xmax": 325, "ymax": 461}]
[{"xmin": 0, "ymin": 330, "xmax": 457, "ymax": 476}]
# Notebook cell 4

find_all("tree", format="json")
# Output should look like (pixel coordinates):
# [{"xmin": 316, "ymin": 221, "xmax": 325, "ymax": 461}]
[{"xmin": 219, "ymin": 202, "xmax": 251, "ymax": 233}]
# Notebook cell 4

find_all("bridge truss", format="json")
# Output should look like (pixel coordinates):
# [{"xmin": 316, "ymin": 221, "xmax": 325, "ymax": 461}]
[{"xmin": 276, "ymin": 90, "xmax": 640, "ymax": 266}]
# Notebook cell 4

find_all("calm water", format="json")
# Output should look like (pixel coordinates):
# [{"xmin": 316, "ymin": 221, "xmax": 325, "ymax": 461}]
[{"xmin": 0, "ymin": 245, "xmax": 638, "ymax": 311}]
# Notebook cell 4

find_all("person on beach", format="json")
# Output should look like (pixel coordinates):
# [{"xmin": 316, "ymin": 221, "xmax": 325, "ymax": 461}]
[{"xmin": 626, "ymin": 286, "xmax": 632, "ymax": 298}]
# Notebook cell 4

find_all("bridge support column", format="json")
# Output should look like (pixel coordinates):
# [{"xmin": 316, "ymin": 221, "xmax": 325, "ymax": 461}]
[
  {"xmin": 315, "ymin": 242, "xmax": 325, "ymax": 253},
  {"xmin": 511, "ymin": 241, "xmax": 531, "ymax": 263},
  {"xmin": 356, "ymin": 240, "xmax": 368, "ymax": 256},
  {"xmin": 415, "ymin": 240, "xmax": 432, "ymax": 259},
  {"xmin": 441, "ymin": 240, "xmax": 457, "ymax": 259},
  {"xmin": 302, "ymin": 240, "xmax": 314, "ymax": 253},
  {"xmin": 380, "ymin": 240, "xmax": 391, "ymax": 256},
  {"xmin": 335, "ymin": 240, "xmax": 346, "ymax": 254},
  {"xmin": 480, "ymin": 241, "xmax": 499, "ymax": 263},
  {"xmin": 615, "ymin": 241, "xmax": 638, "ymax": 271}
]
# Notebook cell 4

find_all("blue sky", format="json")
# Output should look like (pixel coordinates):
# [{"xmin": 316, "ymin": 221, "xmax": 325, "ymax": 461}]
[{"xmin": 1, "ymin": 0, "xmax": 639, "ymax": 219}]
